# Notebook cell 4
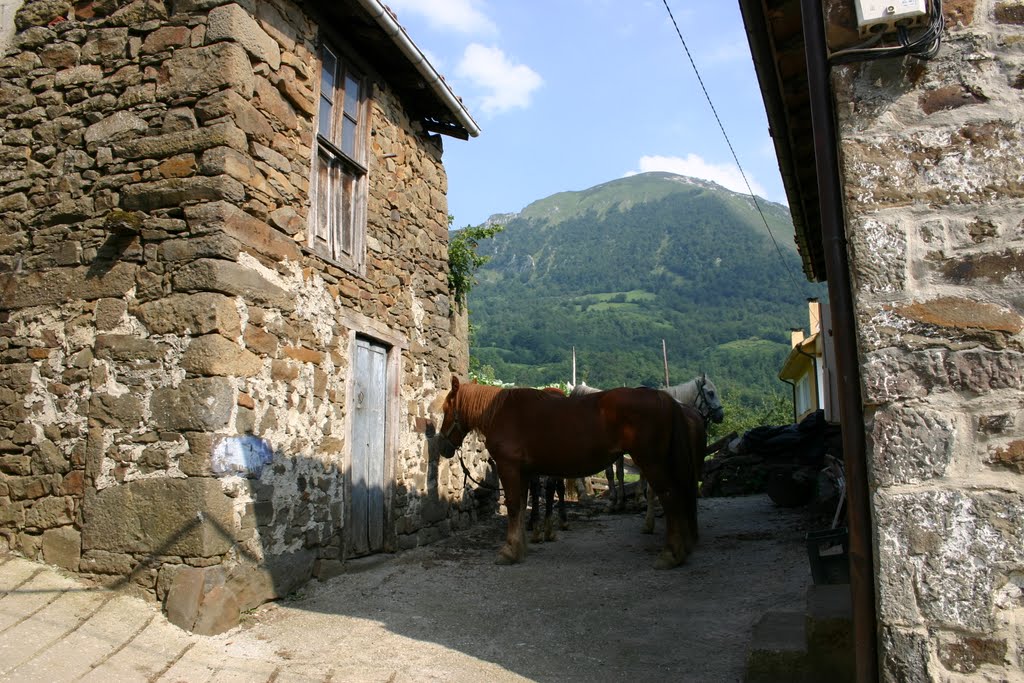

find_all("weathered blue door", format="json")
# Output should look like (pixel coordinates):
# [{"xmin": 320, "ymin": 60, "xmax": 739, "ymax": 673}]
[{"xmin": 351, "ymin": 338, "xmax": 387, "ymax": 555}]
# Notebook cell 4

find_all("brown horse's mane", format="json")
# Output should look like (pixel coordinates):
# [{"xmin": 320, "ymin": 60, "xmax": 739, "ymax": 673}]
[
  {"xmin": 455, "ymin": 383, "xmax": 567, "ymax": 435},
  {"xmin": 455, "ymin": 382, "xmax": 507, "ymax": 433}
]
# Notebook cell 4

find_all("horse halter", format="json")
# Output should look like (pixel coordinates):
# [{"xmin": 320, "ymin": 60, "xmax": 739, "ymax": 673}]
[
  {"xmin": 695, "ymin": 377, "xmax": 715, "ymax": 426},
  {"xmin": 436, "ymin": 408, "xmax": 467, "ymax": 458},
  {"xmin": 437, "ymin": 407, "xmax": 500, "ymax": 491}
]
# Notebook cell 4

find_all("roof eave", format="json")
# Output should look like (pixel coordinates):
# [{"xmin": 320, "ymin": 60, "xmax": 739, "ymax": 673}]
[
  {"xmin": 738, "ymin": 0, "xmax": 825, "ymax": 282},
  {"xmin": 355, "ymin": 0, "xmax": 480, "ymax": 139}
]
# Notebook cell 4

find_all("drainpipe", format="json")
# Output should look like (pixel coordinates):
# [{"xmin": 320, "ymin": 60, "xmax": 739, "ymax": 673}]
[
  {"xmin": 779, "ymin": 377, "xmax": 797, "ymax": 423},
  {"xmin": 357, "ymin": 0, "xmax": 481, "ymax": 138},
  {"xmin": 800, "ymin": 1, "xmax": 878, "ymax": 681}
]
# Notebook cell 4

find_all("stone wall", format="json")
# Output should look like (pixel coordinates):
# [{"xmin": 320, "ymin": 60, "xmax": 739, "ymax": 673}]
[
  {"xmin": 828, "ymin": 0, "xmax": 1024, "ymax": 678},
  {"xmin": 0, "ymin": 0, "xmax": 493, "ymax": 631}
]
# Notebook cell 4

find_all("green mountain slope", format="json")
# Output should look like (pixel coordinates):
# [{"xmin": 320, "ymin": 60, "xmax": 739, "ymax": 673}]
[{"xmin": 460, "ymin": 172, "xmax": 825, "ymax": 411}]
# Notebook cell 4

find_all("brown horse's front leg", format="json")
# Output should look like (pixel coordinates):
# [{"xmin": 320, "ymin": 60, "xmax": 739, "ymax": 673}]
[{"xmin": 496, "ymin": 464, "xmax": 528, "ymax": 565}]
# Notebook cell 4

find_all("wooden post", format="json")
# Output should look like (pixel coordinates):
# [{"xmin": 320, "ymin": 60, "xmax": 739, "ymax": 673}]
[
  {"xmin": 662, "ymin": 339, "xmax": 670, "ymax": 387},
  {"xmin": 572, "ymin": 346, "xmax": 577, "ymax": 386}
]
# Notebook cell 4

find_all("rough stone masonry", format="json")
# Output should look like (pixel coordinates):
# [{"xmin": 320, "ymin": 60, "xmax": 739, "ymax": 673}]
[
  {"xmin": 827, "ymin": 0, "xmax": 1024, "ymax": 678},
  {"xmin": 0, "ymin": 0, "xmax": 494, "ymax": 633}
]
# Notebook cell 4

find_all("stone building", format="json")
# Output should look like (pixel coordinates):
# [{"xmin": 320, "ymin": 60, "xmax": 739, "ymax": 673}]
[
  {"xmin": 742, "ymin": 0, "xmax": 1024, "ymax": 679},
  {"xmin": 0, "ymin": 0, "xmax": 495, "ymax": 633}
]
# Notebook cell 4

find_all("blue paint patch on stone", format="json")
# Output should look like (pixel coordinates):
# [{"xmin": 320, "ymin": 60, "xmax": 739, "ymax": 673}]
[{"xmin": 212, "ymin": 435, "xmax": 274, "ymax": 477}]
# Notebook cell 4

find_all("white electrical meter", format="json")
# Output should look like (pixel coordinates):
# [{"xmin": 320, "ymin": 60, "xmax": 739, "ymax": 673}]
[{"xmin": 854, "ymin": 0, "xmax": 929, "ymax": 36}]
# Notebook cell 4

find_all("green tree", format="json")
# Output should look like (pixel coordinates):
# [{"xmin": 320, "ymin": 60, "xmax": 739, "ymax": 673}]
[{"xmin": 447, "ymin": 216, "xmax": 504, "ymax": 313}]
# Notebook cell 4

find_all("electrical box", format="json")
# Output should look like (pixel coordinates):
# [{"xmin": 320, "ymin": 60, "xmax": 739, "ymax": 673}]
[{"xmin": 854, "ymin": 0, "xmax": 929, "ymax": 36}]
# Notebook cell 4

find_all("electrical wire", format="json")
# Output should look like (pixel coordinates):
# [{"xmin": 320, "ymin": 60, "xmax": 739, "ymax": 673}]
[
  {"xmin": 828, "ymin": 0, "xmax": 943, "ymax": 64},
  {"xmin": 660, "ymin": 0, "xmax": 805, "ymax": 296}
]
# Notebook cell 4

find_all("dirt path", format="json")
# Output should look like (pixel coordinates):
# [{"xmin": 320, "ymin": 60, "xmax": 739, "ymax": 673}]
[{"xmin": 214, "ymin": 494, "xmax": 814, "ymax": 683}]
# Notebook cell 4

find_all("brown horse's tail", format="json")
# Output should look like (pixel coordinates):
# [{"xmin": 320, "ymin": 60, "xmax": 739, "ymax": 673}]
[{"xmin": 668, "ymin": 396, "xmax": 703, "ymax": 539}]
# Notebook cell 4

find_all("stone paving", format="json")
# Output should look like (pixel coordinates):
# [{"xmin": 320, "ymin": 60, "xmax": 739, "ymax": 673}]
[
  {"xmin": 0, "ymin": 540, "xmax": 560, "ymax": 683},
  {"xmin": 0, "ymin": 546, "xmax": 535, "ymax": 683},
  {"xmin": 0, "ymin": 553, "xmax": 301, "ymax": 683}
]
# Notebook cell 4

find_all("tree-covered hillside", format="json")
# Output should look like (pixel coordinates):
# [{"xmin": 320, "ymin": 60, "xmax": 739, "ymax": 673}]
[{"xmin": 459, "ymin": 172, "xmax": 826, "ymax": 413}]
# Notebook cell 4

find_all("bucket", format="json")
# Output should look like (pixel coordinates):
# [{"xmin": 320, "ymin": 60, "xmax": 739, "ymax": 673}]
[{"xmin": 806, "ymin": 527, "xmax": 850, "ymax": 585}]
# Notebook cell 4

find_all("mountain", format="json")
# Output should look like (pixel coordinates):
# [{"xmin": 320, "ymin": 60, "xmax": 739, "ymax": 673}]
[{"xmin": 459, "ymin": 172, "xmax": 826, "ymax": 411}]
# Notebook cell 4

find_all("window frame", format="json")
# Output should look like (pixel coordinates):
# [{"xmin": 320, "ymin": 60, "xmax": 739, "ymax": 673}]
[
  {"xmin": 795, "ymin": 373, "xmax": 814, "ymax": 416},
  {"xmin": 309, "ymin": 39, "xmax": 371, "ymax": 273}
]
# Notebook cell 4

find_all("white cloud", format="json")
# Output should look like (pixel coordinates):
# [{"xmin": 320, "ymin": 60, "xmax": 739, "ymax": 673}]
[
  {"xmin": 385, "ymin": 0, "xmax": 497, "ymax": 35},
  {"xmin": 703, "ymin": 39, "xmax": 751, "ymax": 66},
  {"xmin": 456, "ymin": 44, "xmax": 543, "ymax": 114},
  {"xmin": 629, "ymin": 154, "xmax": 768, "ymax": 198}
]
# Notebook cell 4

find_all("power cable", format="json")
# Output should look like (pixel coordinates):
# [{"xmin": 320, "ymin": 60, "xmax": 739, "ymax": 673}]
[
  {"xmin": 829, "ymin": 0, "xmax": 943, "ymax": 64},
  {"xmin": 660, "ymin": 0, "xmax": 805, "ymax": 295}
]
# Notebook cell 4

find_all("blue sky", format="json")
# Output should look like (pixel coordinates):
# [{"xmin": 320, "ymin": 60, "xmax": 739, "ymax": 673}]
[{"xmin": 385, "ymin": 0, "xmax": 786, "ymax": 229}]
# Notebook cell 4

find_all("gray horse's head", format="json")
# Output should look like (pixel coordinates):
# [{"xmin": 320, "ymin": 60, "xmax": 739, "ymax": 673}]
[{"xmin": 697, "ymin": 374, "xmax": 725, "ymax": 424}]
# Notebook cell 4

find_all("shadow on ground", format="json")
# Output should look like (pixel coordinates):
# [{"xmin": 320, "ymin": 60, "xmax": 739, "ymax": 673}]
[{"xmin": 232, "ymin": 494, "xmax": 816, "ymax": 682}]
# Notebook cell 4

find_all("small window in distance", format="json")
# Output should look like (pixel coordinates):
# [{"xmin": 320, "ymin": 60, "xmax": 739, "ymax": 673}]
[
  {"xmin": 310, "ymin": 43, "xmax": 368, "ymax": 270},
  {"xmin": 795, "ymin": 374, "xmax": 813, "ymax": 416}
]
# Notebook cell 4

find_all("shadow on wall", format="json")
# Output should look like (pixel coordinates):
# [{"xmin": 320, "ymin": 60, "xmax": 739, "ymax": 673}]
[{"xmin": 80, "ymin": 432, "xmax": 498, "ymax": 636}]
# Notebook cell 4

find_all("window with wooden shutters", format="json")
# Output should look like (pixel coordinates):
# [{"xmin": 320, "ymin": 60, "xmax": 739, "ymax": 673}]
[{"xmin": 311, "ymin": 43, "xmax": 368, "ymax": 270}]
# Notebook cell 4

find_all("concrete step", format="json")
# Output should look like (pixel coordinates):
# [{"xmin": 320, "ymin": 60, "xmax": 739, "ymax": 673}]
[
  {"xmin": 744, "ymin": 610, "xmax": 811, "ymax": 683},
  {"xmin": 806, "ymin": 583, "xmax": 854, "ymax": 683},
  {"xmin": 745, "ymin": 583, "xmax": 855, "ymax": 683}
]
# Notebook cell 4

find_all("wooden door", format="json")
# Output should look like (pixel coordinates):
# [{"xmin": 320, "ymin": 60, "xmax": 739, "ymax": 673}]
[{"xmin": 350, "ymin": 337, "xmax": 387, "ymax": 555}]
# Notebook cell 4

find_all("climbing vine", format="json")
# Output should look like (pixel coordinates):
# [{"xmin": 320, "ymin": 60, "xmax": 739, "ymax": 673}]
[{"xmin": 447, "ymin": 216, "xmax": 503, "ymax": 313}]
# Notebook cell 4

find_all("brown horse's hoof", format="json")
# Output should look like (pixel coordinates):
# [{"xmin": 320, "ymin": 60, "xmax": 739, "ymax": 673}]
[
  {"xmin": 654, "ymin": 549, "xmax": 686, "ymax": 570},
  {"xmin": 496, "ymin": 543, "xmax": 524, "ymax": 565},
  {"xmin": 529, "ymin": 529, "xmax": 542, "ymax": 544},
  {"xmin": 641, "ymin": 523, "xmax": 655, "ymax": 535},
  {"xmin": 495, "ymin": 551, "xmax": 517, "ymax": 565}
]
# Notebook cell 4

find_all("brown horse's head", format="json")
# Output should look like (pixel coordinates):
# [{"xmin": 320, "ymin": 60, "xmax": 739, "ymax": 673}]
[{"xmin": 433, "ymin": 375, "xmax": 468, "ymax": 459}]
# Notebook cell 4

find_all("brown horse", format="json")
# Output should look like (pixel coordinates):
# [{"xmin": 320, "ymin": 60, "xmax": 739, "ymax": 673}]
[
  {"xmin": 527, "ymin": 386, "xmax": 570, "ymax": 543},
  {"xmin": 431, "ymin": 376, "xmax": 704, "ymax": 569}
]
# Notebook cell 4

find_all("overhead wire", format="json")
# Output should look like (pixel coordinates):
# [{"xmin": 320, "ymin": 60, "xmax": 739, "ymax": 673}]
[{"xmin": 660, "ymin": 0, "xmax": 805, "ymax": 296}]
